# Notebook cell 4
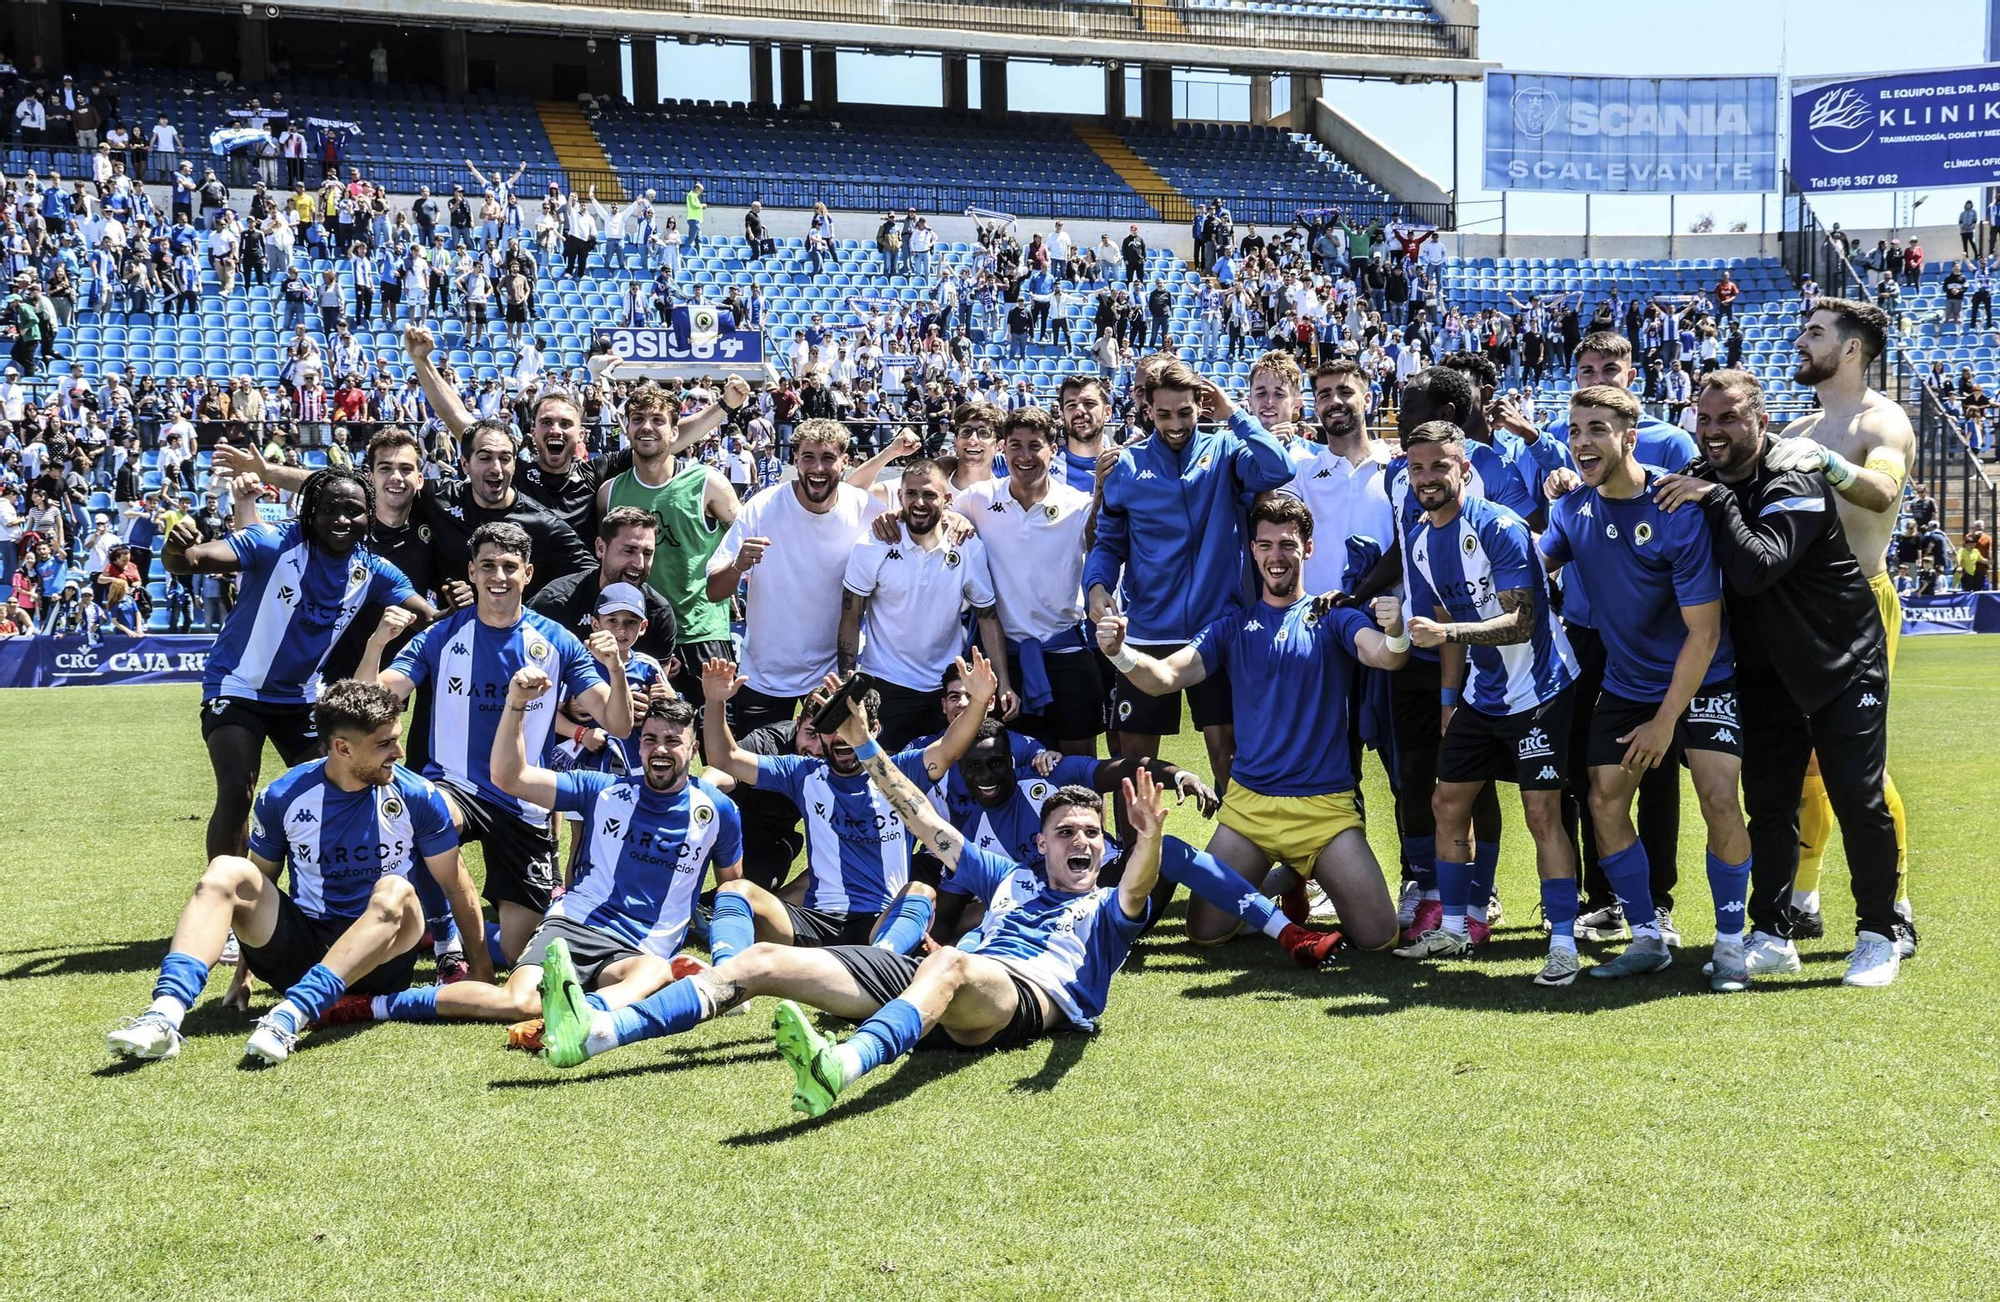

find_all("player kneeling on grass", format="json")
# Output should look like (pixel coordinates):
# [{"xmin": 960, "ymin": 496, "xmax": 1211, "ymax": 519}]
[
  {"xmin": 535, "ymin": 712, "xmax": 1170, "ymax": 1122},
  {"xmin": 108, "ymin": 681, "xmax": 489, "ymax": 1066},
  {"xmin": 316, "ymin": 669, "xmax": 742, "ymax": 1041},
  {"xmin": 1098, "ymin": 493, "xmax": 1406, "ymax": 954}
]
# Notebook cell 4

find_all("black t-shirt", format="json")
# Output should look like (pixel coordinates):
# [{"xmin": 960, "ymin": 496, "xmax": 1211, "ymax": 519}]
[
  {"xmin": 736, "ymin": 717, "xmax": 805, "ymax": 860},
  {"xmin": 528, "ymin": 567, "xmax": 678, "ymax": 664},
  {"xmin": 416, "ymin": 482, "xmax": 594, "ymax": 599},
  {"xmin": 1945, "ymin": 273, "xmax": 1968, "ymax": 301}
]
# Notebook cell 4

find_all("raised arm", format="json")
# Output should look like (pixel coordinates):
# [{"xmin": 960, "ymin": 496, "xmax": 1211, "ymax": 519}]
[
  {"xmin": 358, "ymin": 606, "xmax": 417, "ymax": 697},
  {"xmin": 844, "ymin": 428, "xmax": 921, "ymax": 490},
  {"xmin": 1766, "ymin": 406, "xmax": 1915, "ymax": 515},
  {"xmin": 1113, "ymin": 770, "xmax": 1166, "ymax": 922},
  {"xmin": 568, "ymin": 629, "xmax": 633, "ymax": 740},
  {"xmin": 404, "ymin": 324, "xmax": 474, "ymax": 437},
  {"xmin": 825, "ymin": 690, "xmax": 972, "ymax": 873},
  {"xmin": 1355, "ymin": 594, "xmax": 1412, "ymax": 671},
  {"xmin": 1408, "ymin": 588, "xmax": 1533, "ymax": 648},
  {"xmin": 918, "ymin": 650, "xmax": 999, "ymax": 781},
  {"xmin": 489, "ymin": 665, "xmax": 563, "ymax": 812},
  {"xmin": 697, "ymin": 657, "xmax": 764, "ymax": 787},
  {"xmin": 160, "ymin": 518, "xmax": 245, "ymax": 577},
  {"xmin": 669, "ymin": 377, "xmax": 751, "ymax": 456}
]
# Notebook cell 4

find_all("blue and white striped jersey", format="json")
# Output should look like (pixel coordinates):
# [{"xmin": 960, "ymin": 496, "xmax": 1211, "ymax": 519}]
[
  {"xmin": 947, "ymin": 842, "xmax": 1149, "ymax": 1032},
  {"xmin": 248, "ymin": 761, "xmax": 458, "ymax": 920},
  {"xmin": 755, "ymin": 749, "xmax": 935, "ymax": 916},
  {"xmin": 548, "ymin": 771, "xmax": 743, "ymax": 958},
  {"xmin": 939, "ymin": 754, "xmax": 1112, "ymax": 867},
  {"xmin": 1406, "ymin": 494, "xmax": 1577, "ymax": 716},
  {"xmin": 389, "ymin": 607, "xmax": 606, "ymax": 825},
  {"xmin": 203, "ymin": 523, "xmax": 416, "ymax": 704},
  {"xmin": 1386, "ymin": 444, "xmax": 1523, "ymax": 666}
]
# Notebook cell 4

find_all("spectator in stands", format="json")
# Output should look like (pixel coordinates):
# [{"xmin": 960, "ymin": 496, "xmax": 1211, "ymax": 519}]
[
  {"xmin": 1121, "ymin": 224, "xmax": 1146, "ymax": 283},
  {"xmin": 1962, "ymin": 200, "xmax": 1981, "ymax": 258},
  {"xmin": 315, "ymin": 267, "xmax": 344, "ymax": 337},
  {"xmin": 1960, "ymin": 532, "xmax": 1990, "ymax": 591},
  {"xmin": 150, "ymin": 114, "xmax": 182, "ymax": 182},
  {"xmin": 1904, "ymin": 237, "xmax": 1924, "ymax": 289},
  {"xmin": 683, "ymin": 182, "xmax": 705, "ymax": 254},
  {"xmin": 0, "ymin": 598, "xmax": 31, "ymax": 637},
  {"xmin": 1970, "ymin": 259, "xmax": 1995, "ymax": 331}
]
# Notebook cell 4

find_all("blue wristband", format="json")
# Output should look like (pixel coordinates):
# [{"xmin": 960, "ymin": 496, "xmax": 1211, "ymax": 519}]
[
  {"xmin": 853, "ymin": 739, "xmax": 883, "ymax": 761},
  {"xmin": 1441, "ymin": 687, "xmax": 1461, "ymax": 706}
]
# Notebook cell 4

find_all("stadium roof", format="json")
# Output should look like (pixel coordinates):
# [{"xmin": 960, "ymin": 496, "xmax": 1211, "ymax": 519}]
[{"xmin": 143, "ymin": 0, "xmax": 1485, "ymax": 79}]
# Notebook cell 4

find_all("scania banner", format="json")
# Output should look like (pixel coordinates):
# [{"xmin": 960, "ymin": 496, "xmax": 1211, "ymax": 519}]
[{"xmin": 1484, "ymin": 72, "xmax": 1778, "ymax": 193}]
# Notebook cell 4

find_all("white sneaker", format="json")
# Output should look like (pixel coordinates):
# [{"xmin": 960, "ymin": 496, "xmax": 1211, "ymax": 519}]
[
  {"xmin": 1841, "ymin": 931, "xmax": 1901, "ymax": 988},
  {"xmin": 1392, "ymin": 928, "xmax": 1470, "ymax": 960},
  {"xmin": 244, "ymin": 1012, "xmax": 300, "ymax": 1065},
  {"xmin": 107, "ymin": 1011, "xmax": 183, "ymax": 1060},
  {"xmin": 1396, "ymin": 880, "xmax": 1421, "ymax": 929},
  {"xmin": 1654, "ymin": 906, "xmax": 1681, "ymax": 948},
  {"xmin": 1702, "ymin": 930, "xmax": 1800, "ymax": 978},
  {"xmin": 219, "ymin": 930, "xmax": 241, "ymax": 965}
]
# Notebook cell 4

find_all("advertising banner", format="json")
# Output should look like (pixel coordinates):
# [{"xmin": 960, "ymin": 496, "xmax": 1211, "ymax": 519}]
[
  {"xmin": 1900, "ymin": 591, "xmax": 2000, "ymax": 635},
  {"xmin": 1484, "ymin": 72, "xmax": 1779, "ymax": 192},
  {"xmin": 0, "ymin": 635, "xmax": 216, "ymax": 688},
  {"xmin": 603, "ymin": 328, "xmax": 764, "ymax": 366},
  {"xmin": 1790, "ymin": 64, "xmax": 2000, "ymax": 194}
]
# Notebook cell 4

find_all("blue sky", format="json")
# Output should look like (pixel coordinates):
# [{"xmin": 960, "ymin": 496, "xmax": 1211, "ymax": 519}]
[{"xmin": 643, "ymin": 0, "xmax": 1990, "ymax": 234}]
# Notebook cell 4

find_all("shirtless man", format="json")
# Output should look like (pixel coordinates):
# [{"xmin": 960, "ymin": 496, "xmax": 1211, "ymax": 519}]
[{"xmin": 1762, "ymin": 297, "xmax": 1917, "ymax": 948}]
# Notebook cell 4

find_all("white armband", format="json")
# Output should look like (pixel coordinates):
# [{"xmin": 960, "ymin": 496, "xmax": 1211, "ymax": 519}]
[
  {"xmin": 1384, "ymin": 632, "xmax": 1412, "ymax": 654},
  {"xmin": 1109, "ymin": 647, "xmax": 1140, "ymax": 673}
]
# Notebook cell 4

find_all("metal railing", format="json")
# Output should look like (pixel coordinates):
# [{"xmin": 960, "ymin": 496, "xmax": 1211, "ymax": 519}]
[
  {"xmin": 546, "ymin": 0, "xmax": 1478, "ymax": 60},
  {"xmin": 1779, "ymin": 169, "xmax": 1889, "ymax": 393},
  {"xmin": 0, "ymin": 143, "xmax": 1451, "ymax": 231}
]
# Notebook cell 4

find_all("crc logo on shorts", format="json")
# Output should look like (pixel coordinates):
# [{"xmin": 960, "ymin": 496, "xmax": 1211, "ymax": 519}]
[
  {"xmin": 1463, "ymin": 534, "xmax": 1477, "ymax": 555},
  {"xmin": 1687, "ymin": 692, "xmax": 1738, "ymax": 726},
  {"xmin": 381, "ymin": 795, "xmax": 404, "ymax": 818},
  {"xmin": 1517, "ymin": 727, "xmax": 1554, "ymax": 760},
  {"xmin": 1634, "ymin": 522, "xmax": 1653, "ymax": 546},
  {"xmin": 528, "ymin": 640, "xmax": 551, "ymax": 661}
]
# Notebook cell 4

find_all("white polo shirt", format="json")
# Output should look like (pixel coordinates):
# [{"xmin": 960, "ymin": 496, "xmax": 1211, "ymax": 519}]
[
  {"xmin": 843, "ymin": 524, "xmax": 996, "ymax": 691},
  {"xmin": 956, "ymin": 476, "xmax": 1091, "ymax": 649},
  {"xmin": 713, "ymin": 482, "xmax": 885, "ymax": 697},
  {"xmin": 1286, "ymin": 439, "xmax": 1395, "ymax": 595}
]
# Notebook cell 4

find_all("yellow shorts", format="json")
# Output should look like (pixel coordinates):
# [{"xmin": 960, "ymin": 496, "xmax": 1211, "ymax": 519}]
[
  {"xmin": 1217, "ymin": 786, "xmax": 1364, "ymax": 867},
  {"xmin": 1870, "ymin": 571, "xmax": 1900, "ymax": 675}
]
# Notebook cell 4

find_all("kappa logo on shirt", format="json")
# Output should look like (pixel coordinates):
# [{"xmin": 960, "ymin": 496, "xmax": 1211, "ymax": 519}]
[
  {"xmin": 1243, "ymin": 619, "xmax": 1264, "ymax": 631},
  {"xmin": 1517, "ymin": 727, "xmax": 1554, "ymax": 760},
  {"xmin": 885, "ymin": 548, "xmax": 903, "ymax": 561},
  {"xmin": 1135, "ymin": 470, "xmax": 1159, "ymax": 480},
  {"xmin": 293, "ymin": 809, "xmax": 317, "ymax": 824},
  {"xmin": 988, "ymin": 501, "xmax": 1008, "ymax": 514},
  {"xmin": 1313, "ymin": 467, "xmax": 1334, "ymax": 479},
  {"xmin": 1578, "ymin": 501, "xmax": 1594, "ymax": 519}
]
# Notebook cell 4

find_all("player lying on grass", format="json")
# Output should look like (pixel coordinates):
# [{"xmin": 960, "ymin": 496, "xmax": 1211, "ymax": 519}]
[
  {"xmin": 312, "ymin": 671, "xmax": 742, "ymax": 1039},
  {"xmin": 107, "ymin": 681, "xmax": 489, "ymax": 1066},
  {"xmin": 533, "ymin": 724, "xmax": 1173, "ymax": 1121}
]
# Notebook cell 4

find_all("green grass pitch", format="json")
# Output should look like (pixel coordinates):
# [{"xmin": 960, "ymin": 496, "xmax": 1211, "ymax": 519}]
[{"xmin": 2, "ymin": 637, "xmax": 1997, "ymax": 1299}]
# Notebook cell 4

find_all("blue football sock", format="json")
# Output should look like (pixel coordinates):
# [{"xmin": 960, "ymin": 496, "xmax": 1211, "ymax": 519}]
[
  {"xmin": 610, "ymin": 976, "xmax": 710, "ymax": 1046},
  {"xmin": 585, "ymin": 993, "xmax": 609, "ymax": 1012},
  {"xmin": 380, "ymin": 986, "xmax": 439, "ymax": 1021},
  {"xmin": 848, "ymin": 998, "xmax": 926, "ymax": 1079},
  {"xmin": 1706, "ymin": 850, "xmax": 1752, "ymax": 943},
  {"xmin": 1471, "ymin": 840, "xmax": 1500, "ymax": 905},
  {"xmin": 874, "ymin": 893, "xmax": 936, "ymax": 954},
  {"xmin": 1437, "ymin": 858, "xmax": 1471, "ymax": 934},
  {"xmin": 485, "ymin": 921, "xmax": 507, "ymax": 967},
  {"xmin": 410, "ymin": 868, "xmax": 458, "ymax": 948},
  {"xmin": 1600, "ymin": 841, "xmax": 1657, "ymax": 933},
  {"xmin": 153, "ymin": 951, "xmax": 211, "ymax": 1008},
  {"xmin": 282, "ymin": 963, "xmax": 348, "ymax": 1026},
  {"xmin": 1401, "ymin": 835, "xmax": 1437, "ymax": 893},
  {"xmin": 1541, "ymin": 877, "xmax": 1580, "ymax": 950},
  {"xmin": 1160, "ymin": 837, "xmax": 1280, "ymax": 936},
  {"xmin": 709, "ymin": 891, "xmax": 756, "ymax": 964}
]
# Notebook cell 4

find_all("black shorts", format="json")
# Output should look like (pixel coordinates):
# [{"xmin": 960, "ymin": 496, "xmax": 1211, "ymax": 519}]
[
  {"xmin": 1587, "ymin": 679, "xmax": 1739, "ymax": 767},
  {"xmin": 1438, "ymin": 685, "xmax": 1575, "ymax": 791},
  {"xmin": 1111, "ymin": 641, "xmax": 1232, "ymax": 735},
  {"xmin": 241, "ymin": 888, "xmax": 420, "ymax": 995},
  {"xmin": 872, "ymin": 678, "xmax": 946, "ymax": 753},
  {"xmin": 780, "ymin": 903, "xmax": 883, "ymax": 948},
  {"xmin": 435, "ymin": 777, "xmax": 560, "ymax": 914},
  {"xmin": 824, "ymin": 945, "xmax": 1060, "ymax": 1051},
  {"xmin": 674, "ymin": 638, "xmax": 738, "ymax": 705},
  {"xmin": 199, "ymin": 696, "xmax": 321, "ymax": 766},
  {"xmin": 505, "ymin": 302, "xmax": 527, "ymax": 324},
  {"xmin": 1008, "ymin": 647, "xmax": 1105, "ymax": 744},
  {"xmin": 516, "ymin": 914, "xmax": 644, "ymax": 987}
]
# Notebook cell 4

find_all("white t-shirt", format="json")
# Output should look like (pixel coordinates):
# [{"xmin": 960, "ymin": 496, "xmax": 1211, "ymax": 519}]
[
  {"xmin": 150, "ymin": 124, "xmax": 180, "ymax": 152},
  {"xmin": 712, "ymin": 482, "xmax": 886, "ymax": 696},
  {"xmin": 1286, "ymin": 440, "xmax": 1395, "ymax": 595},
  {"xmin": 955, "ymin": 477, "xmax": 1091, "ymax": 647},
  {"xmin": 843, "ymin": 524, "xmax": 996, "ymax": 691}
]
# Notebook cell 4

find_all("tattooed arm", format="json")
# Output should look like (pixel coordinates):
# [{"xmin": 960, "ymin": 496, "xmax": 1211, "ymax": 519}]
[
  {"xmin": 827, "ymin": 694, "xmax": 969, "ymax": 873},
  {"xmin": 836, "ymin": 589, "xmax": 865, "ymax": 677},
  {"xmin": 1407, "ymin": 587, "xmax": 1535, "ymax": 649}
]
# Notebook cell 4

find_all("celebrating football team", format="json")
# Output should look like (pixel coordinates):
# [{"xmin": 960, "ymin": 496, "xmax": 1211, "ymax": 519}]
[{"xmin": 109, "ymin": 299, "xmax": 1917, "ymax": 1120}]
